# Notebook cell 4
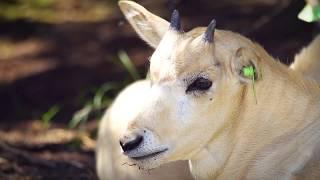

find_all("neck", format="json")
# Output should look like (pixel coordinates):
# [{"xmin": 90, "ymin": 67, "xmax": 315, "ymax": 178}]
[
  {"xmin": 190, "ymin": 64, "xmax": 320, "ymax": 179},
  {"xmin": 189, "ymin": 126, "xmax": 234, "ymax": 179}
]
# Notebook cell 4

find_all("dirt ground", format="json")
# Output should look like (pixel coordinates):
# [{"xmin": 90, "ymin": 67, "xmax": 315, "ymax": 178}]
[{"xmin": 0, "ymin": 0, "xmax": 318, "ymax": 179}]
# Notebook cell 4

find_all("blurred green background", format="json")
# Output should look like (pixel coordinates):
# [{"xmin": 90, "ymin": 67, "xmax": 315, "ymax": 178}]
[{"xmin": 0, "ymin": 0, "xmax": 117, "ymax": 22}]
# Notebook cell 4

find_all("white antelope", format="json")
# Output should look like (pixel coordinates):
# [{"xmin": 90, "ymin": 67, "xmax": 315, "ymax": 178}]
[
  {"xmin": 291, "ymin": 35, "xmax": 320, "ymax": 82},
  {"xmin": 96, "ymin": 80, "xmax": 193, "ymax": 180},
  {"xmin": 96, "ymin": 34, "xmax": 320, "ymax": 179},
  {"xmin": 102, "ymin": 1, "xmax": 320, "ymax": 179},
  {"xmin": 95, "ymin": 34, "xmax": 320, "ymax": 180},
  {"xmin": 95, "ymin": 37, "xmax": 320, "ymax": 180}
]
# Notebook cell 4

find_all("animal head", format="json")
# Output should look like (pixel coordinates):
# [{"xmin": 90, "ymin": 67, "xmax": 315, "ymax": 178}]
[{"xmin": 118, "ymin": 0, "xmax": 280, "ymax": 169}]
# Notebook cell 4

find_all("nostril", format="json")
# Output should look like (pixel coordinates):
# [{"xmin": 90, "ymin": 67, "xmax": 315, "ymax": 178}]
[{"xmin": 120, "ymin": 135, "xmax": 143, "ymax": 152}]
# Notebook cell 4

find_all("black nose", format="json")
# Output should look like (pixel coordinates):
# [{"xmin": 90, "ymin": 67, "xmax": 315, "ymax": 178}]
[{"xmin": 120, "ymin": 135, "xmax": 143, "ymax": 152}]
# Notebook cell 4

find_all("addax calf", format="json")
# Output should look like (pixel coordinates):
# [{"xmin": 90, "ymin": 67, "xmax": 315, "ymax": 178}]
[
  {"xmin": 96, "ymin": 36, "xmax": 320, "ymax": 180},
  {"xmin": 96, "ymin": 80, "xmax": 193, "ymax": 180},
  {"xmin": 117, "ymin": 1, "xmax": 320, "ymax": 179}
]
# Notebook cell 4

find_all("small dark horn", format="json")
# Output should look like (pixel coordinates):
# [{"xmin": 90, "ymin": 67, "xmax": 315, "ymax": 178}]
[
  {"xmin": 170, "ymin": 9, "xmax": 182, "ymax": 31},
  {"xmin": 203, "ymin": 19, "xmax": 216, "ymax": 43}
]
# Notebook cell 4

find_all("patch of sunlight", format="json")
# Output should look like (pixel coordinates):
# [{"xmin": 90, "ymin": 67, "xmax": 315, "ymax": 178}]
[
  {"xmin": 0, "ymin": 0, "xmax": 118, "ymax": 23},
  {"xmin": 0, "ymin": 41, "xmax": 16, "ymax": 60}
]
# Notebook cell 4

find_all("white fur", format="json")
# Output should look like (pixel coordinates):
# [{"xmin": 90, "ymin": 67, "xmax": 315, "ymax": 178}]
[
  {"xmin": 291, "ymin": 35, "xmax": 320, "ymax": 82},
  {"xmin": 114, "ymin": 1, "xmax": 320, "ymax": 179},
  {"xmin": 96, "ymin": 80, "xmax": 193, "ymax": 180}
]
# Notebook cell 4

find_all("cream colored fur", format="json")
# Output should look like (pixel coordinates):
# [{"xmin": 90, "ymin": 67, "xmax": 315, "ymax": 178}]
[
  {"xmin": 98, "ymin": 1, "xmax": 320, "ymax": 179},
  {"xmin": 116, "ymin": 1, "xmax": 320, "ymax": 179},
  {"xmin": 96, "ymin": 38, "xmax": 320, "ymax": 179},
  {"xmin": 291, "ymin": 35, "xmax": 320, "ymax": 82},
  {"xmin": 96, "ymin": 80, "xmax": 193, "ymax": 180}
]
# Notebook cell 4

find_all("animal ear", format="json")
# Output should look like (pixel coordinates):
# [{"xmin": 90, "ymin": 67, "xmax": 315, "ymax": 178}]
[
  {"xmin": 119, "ymin": 1, "xmax": 169, "ymax": 48},
  {"xmin": 231, "ymin": 47, "xmax": 261, "ymax": 83}
]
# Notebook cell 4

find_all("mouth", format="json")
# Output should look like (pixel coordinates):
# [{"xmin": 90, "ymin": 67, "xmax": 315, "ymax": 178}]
[{"xmin": 129, "ymin": 148, "xmax": 168, "ymax": 161}]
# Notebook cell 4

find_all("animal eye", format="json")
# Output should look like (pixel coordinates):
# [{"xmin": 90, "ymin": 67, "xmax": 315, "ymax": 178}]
[{"xmin": 186, "ymin": 77, "xmax": 212, "ymax": 93}]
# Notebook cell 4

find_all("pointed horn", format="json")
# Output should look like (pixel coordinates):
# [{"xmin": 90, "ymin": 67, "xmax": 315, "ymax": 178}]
[
  {"xmin": 203, "ymin": 19, "xmax": 216, "ymax": 43},
  {"xmin": 170, "ymin": 9, "xmax": 182, "ymax": 31}
]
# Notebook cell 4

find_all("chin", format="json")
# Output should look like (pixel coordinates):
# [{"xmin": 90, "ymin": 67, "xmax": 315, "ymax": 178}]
[{"xmin": 127, "ymin": 148, "xmax": 170, "ymax": 170}]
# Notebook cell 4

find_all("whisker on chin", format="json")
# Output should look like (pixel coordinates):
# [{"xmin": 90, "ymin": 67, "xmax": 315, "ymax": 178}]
[{"xmin": 121, "ymin": 161, "xmax": 137, "ymax": 167}]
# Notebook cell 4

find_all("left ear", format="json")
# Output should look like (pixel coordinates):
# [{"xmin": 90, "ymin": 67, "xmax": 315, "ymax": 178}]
[
  {"xmin": 119, "ymin": 0, "xmax": 169, "ymax": 48},
  {"xmin": 231, "ymin": 47, "xmax": 261, "ymax": 83}
]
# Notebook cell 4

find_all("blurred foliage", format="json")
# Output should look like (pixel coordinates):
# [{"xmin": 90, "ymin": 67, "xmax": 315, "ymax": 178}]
[
  {"xmin": 68, "ymin": 50, "xmax": 142, "ymax": 128},
  {"xmin": 118, "ymin": 50, "xmax": 141, "ymax": 80},
  {"xmin": 0, "ymin": 0, "xmax": 118, "ymax": 23},
  {"xmin": 298, "ymin": 1, "xmax": 320, "ymax": 22},
  {"xmin": 41, "ymin": 105, "xmax": 60, "ymax": 127},
  {"xmin": 69, "ymin": 82, "xmax": 120, "ymax": 129}
]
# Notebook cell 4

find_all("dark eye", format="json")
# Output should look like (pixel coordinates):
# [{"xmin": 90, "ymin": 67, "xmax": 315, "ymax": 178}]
[{"xmin": 186, "ymin": 77, "xmax": 212, "ymax": 93}]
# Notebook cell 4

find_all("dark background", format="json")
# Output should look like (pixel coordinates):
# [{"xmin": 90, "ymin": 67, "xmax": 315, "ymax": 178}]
[{"xmin": 0, "ymin": 0, "xmax": 318, "ymax": 179}]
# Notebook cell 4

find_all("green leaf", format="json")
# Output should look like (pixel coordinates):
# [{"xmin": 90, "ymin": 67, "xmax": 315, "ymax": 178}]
[
  {"xmin": 69, "ymin": 103, "xmax": 93, "ymax": 128},
  {"xmin": 118, "ymin": 50, "xmax": 141, "ymax": 80},
  {"xmin": 93, "ymin": 82, "xmax": 120, "ymax": 109},
  {"xmin": 298, "ymin": 4, "xmax": 320, "ymax": 22},
  {"xmin": 41, "ymin": 105, "xmax": 60, "ymax": 127}
]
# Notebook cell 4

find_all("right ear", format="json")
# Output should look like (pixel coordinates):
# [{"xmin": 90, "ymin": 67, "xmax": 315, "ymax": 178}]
[
  {"xmin": 119, "ymin": 1, "xmax": 170, "ymax": 48},
  {"xmin": 231, "ymin": 47, "xmax": 261, "ymax": 83}
]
